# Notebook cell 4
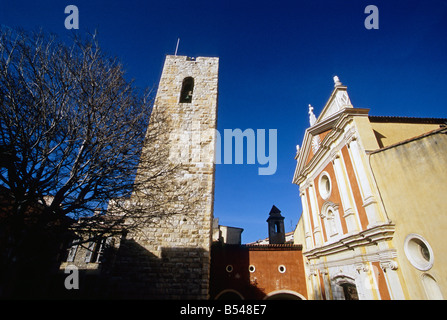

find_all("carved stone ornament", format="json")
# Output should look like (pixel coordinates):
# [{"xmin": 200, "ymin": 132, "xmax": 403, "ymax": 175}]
[
  {"xmin": 355, "ymin": 263, "xmax": 369, "ymax": 273},
  {"xmin": 380, "ymin": 260, "xmax": 398, "ymax": 272},
  {"xmin": 344, "ymin": 127, "xmax": 357, "ymax": 145},
  {"xmin": 311, "ymin": 135, "xmax": 321, "ymax": 153}
]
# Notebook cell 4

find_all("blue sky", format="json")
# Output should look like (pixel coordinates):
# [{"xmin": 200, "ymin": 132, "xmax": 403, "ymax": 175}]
[{"xmin": 1, "ymin": 0, "xmax": 446, "ymax": 243}]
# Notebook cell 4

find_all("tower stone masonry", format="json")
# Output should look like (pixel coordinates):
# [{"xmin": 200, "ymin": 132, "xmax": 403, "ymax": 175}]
[{"xmin": 113, "ymin": 55, "xmax": 219, "ymax": 299}]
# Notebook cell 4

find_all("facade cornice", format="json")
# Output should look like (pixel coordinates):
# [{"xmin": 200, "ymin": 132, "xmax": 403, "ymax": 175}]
[
  {"xmin": 308, "ymin": 248, "xmax": 398, "ymax": 274},
  {"xmin": 303, "ymin": 223, "xmax": 395, "ymax": 260}
]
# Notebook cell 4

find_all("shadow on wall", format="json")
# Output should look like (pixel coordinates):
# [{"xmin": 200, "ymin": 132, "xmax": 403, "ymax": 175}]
[
  {"xmin": 209, "ymin": 243, "xmax": 307, "ymax": 300},
  {"xmin": 210, "ymin": 243, "xmax": 266, "ymax": 300},
  {"xmin": 49, "ymin": 238, "xmax": 208, "ymax": 299}
]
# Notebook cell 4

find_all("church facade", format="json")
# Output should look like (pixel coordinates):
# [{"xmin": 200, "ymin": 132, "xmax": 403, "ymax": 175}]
[{"xmin": 293, "ymin": 76, "xmax": 447, "ymax": 299}]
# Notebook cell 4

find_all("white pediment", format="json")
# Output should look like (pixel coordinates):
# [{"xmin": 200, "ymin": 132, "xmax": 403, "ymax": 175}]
[
  {"xmin": 293, "ymin": 76, "xmax": 356, "ymax": 185},
  {"xmin": 320, "ymin": 89, "xmax": 352, "ymax": 121},
  {"xmin": 316, "ymin": 76, "xmax": 353, "ymax": 124}
]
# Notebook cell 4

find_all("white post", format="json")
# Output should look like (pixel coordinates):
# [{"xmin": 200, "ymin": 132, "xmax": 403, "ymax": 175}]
[{"xmin": 174, "ymin": 38, "xmax": 180, "ymax": 56}]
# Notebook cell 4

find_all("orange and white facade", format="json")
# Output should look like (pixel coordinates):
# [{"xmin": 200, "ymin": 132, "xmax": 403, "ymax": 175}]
[{"xmin": 293, "ymin": 77, "xmax": 403, "ymax": 300}]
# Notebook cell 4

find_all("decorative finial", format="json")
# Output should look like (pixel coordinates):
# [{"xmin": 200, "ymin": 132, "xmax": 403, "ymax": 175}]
[
  {"xmin": 333, "ymin": 75, "xmax": 342, "ymax": 87},
  {"xmin": 308, "ymin": 104, "xmax": 317, "ymax": 126},
  {"xmin": 296, "ymin": 144, "xmax": 300, "ymax": 154}
]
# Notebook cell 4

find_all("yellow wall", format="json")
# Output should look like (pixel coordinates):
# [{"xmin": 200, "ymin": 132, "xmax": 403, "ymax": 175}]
[
  {"xmin": 293, "ymin": 215, "xmax": 306, "ymax": 248},
  {"xmin": 293, "ymin": 215, "xmax": 312, "ymax": 299},
  {"xmin": 353, "ymin": 117, "xmax": 381, "ymax": 150},
  {"xmin": 370, "ymin": 121, "xmax": 440, "ymax": 148},
  {"xmin": 369, "ymin": 129, "xmax": 447, "ymax": 299}
]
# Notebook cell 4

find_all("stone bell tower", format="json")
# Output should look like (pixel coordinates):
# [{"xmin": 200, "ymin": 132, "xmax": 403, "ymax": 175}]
[{"xmin": 115, "ymin": 55, "xmax": 219, "ymax": 299}]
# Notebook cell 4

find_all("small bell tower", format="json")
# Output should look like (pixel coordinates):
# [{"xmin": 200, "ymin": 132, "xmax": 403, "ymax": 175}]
[{"xmin": 267, "ymin": 205, "xmax": 285, "ymax": 244}]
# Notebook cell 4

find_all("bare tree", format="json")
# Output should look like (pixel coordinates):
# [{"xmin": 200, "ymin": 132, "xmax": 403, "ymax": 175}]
[{"xmin": 0, "ymin": 27, "xmax": 196, "ymax": 296}]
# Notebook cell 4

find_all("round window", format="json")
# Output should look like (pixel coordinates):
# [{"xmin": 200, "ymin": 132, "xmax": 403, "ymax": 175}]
[
  {"xmin": 318, "ymin": 172, "xmax": 332, "ymax": 200},
  {"xmin": 249, "ymin": 265, "xmax": 255, "ymax": 273},
  {"xmin": 278, "ymin": 265, "xmax": 286, "ymax": 273},
  {"xmin": 226, "ymin": 265, "xmax": 233, "ymax": 273},
  {"xmin": 404, "ymin": 234, "xmax": 434, "ymax": 271}
]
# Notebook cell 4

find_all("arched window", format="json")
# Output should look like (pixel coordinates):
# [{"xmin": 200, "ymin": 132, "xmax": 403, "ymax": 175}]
[
  {"xmin": 275, "ymin": 221, "xmax": 281, "ymax": 233},
  {"xmin": 320, "ymin": 201, "xmax": 342, "ymax": 242},
  {"xmin": 422, "ymin": 274, "xmax": 444, "ymax": 300},
  {"xmin": 326, "ymin": 208, "xmax": 338, "ymax": 237},
  {"xmin": 179, "ymin": 77, "xmax": 194, "ymax": 103}
]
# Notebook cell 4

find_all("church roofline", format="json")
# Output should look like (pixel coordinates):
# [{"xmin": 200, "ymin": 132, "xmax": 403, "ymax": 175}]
[
  {"xmin": 243, "ymin": 243, "xmax": 303, "ymax": 251},
  {"xmin": 214, "ymin": 242, "xmax": 302, "ymax": 251},
  {"xmin": 369, "ymin": 115, "xmax": 447, "ymax": 124}
]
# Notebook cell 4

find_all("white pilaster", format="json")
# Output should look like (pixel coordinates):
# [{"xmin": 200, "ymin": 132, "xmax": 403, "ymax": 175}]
[
  {"xmin": 331, "ymin": 152, "xmax": 360, "ymax": 233},
  {"xmin": 380, "ymin": 260, "xmax": 405, "ymax": 300},
  {"xmin": 300, "ymin": 189, "xmax": 314, "ymax": 250},
  {"xmin": 308, "ymin": 183, "xmax": 323, "ymax": 247},
  {"xmin": 347, "ymin": 136, "xmax": 384, "ymax": 226},
  {"xmin": 354, "ymin": 262, "xmax": 377, "ymax": 300}
]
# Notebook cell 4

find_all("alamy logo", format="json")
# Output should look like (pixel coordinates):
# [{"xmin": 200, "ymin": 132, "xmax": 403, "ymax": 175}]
[
  {"xmin": 64, "ymin": 265, "xmax": 79, "ymax": 290},
  {"xmin": 217, "ymin": 128, "xmax": 277, "ymax": 176},
  {"xmin": 169, "ymin": 123, "xmax": 277, "ymax": 175},
  {"xmin": 64, "ymin": 5, "xmax": 79, "ymax": 30},
  {"xmin": 364, "ymin": 5, "xmax": 379, "ymax": 30}
]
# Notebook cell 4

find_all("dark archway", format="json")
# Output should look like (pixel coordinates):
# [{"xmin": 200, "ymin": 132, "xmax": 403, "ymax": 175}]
[
  {"xmin": 341, "ymin": 283, "xmax": 359, "ymax": 300},
  {"xmin": 264, "ymin": 290, "xmax": 304, "ymax": 300},
  {"xmin": 215, "ymin": 289, "xmax": 244, "ymax": 300}
]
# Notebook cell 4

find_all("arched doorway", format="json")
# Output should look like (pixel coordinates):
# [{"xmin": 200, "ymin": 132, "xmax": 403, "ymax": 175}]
[
  {"xmin": 215, "ymin": 289, "xmax": 244, "ymax": 300},
  {"xmin": 340, "ymin": 283, "xmax": 359, "ymax": 300},
  {"xmin": 332, "ymin": 275, "xmax": 359, "ymax": 300},
  {"xmin": 264, "ymin": 290, "xmax": 305, "ymax": 300}
]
